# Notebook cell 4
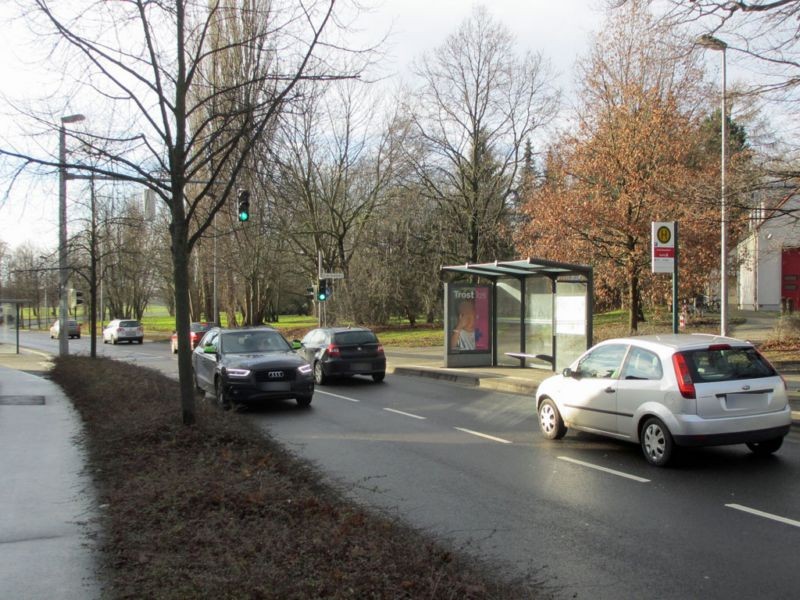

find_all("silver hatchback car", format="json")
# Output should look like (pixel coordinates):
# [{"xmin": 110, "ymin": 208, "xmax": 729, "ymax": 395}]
[{"xmin": 536, "ymin": 334, "xmax": 791, "ymax": 466}]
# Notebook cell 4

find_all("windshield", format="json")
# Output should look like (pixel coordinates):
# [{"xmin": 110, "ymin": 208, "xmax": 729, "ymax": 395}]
[{"xmin": 220, "ymin": 330, "xmax": 291, "ymax": 354}]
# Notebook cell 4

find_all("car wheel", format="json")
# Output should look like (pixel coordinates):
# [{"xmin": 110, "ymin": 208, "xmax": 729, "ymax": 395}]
[
  {"xmin": 138, "ymin": 339, "xmax": 143, "ymax": 344},
  {"xmin": 313, "ymin": 361, "xmax": 327, "ymax": 385},
  {"xmin": 77, "ymin": 335, "xmax": 81, "ymax": 339},
  {"xmin": 112, "ymin": 338, "xmax": 118, "ymax": 345},
  {"xmin": 296, "ymin": 395, "xmax": 313, "ymax": 408},
  {"xmin": 746, "ymin": 437, "xmax": 783, "ymax": 456},
  {"xmin": 538, "ymin": 398, "xmax": 567, "ymax": 440},
  {"xmin": 172, "ymin": 342, "xmax": 178, "ymax": 354},
  {"xmin": 372, "ymin": 372, "xmax": 386, "ymax": 383},
  {"xmin": 215, "ymin": 380, "xmax": 231, "ymax": 411},
  {"xmin": 640, "ymin": 417, "xmax": 674, "ymax": 467}
]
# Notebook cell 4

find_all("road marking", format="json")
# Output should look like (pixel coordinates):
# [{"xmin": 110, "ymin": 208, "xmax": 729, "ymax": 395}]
[
  {"xmin": 725, "ymin": 504, "xmax": 800, "ymax": 528},
  {"xmin": 454, "ymin": 427, "xmax": 512, "ymax": 444},
  {"xmin": 384, "ymin": 408, "xmax": 426, "ymax": 420},
  {"xmin": 557, "ymin": 456, "xmax": 651, "ymax": 483},
  {"xmin": 315, "ymin": 390, "xmax": 360, "ymax": 403}
]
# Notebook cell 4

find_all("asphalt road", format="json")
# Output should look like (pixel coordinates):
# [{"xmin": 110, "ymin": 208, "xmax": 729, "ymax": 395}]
[{"xmin": 11, "ymin": 330, "xmax": 800, "ymax": 598}]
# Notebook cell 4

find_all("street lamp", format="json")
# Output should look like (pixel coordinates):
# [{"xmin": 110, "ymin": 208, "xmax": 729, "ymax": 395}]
[
  {"xmin": 59, "ymin": 113, "xmax": 85, "ymax": 357},
  {"xmin": 698, "ymin": 34, "xmax": 728, "ymax": 337}
]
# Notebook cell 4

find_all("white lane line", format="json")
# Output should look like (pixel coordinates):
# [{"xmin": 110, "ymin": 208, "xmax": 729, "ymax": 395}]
[
  {"xmin": 557, "ymin": 456, "xmax": 650, "ymax": 483},
  {"xmin": 454, "ymin": 427, "xmax": 512, "ymax": 444},
  {"xmin": 315, "ymin": 390, "xmax": 360, "ymax": 403},
  {"xmin": 383, "ymin": 408, "xmax": 426, "ymax": 420},
  {"xmin": 725, "ymin": 504, "xmax": 800, "ymax": 528}
]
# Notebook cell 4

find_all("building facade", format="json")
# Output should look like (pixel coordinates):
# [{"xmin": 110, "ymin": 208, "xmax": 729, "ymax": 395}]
[{"xmin": 736, "ymin": 184, "xmax": 800, "ymax": 311}]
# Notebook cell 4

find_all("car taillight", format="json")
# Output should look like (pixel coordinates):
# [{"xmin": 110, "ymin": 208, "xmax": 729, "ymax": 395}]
[
  {"xmin": 672, "ymin": 352, "xmax": 695, "ymax": 399},
  {"xmin": 377, "ymin": 344, "xmax": 384, "ymax": 355},
  {"xmin": 326, "ymin": 343, "xmax": 341, "ymax": 358}
]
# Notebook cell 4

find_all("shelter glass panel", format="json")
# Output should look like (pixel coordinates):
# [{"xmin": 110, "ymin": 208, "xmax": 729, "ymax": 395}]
[
  {"xmin": 496, "ymin": 278, "xmax": 522, "ymax": 366},
  {"xmin": 555, "ymin": 280, "xmax": 588, "ymax": 371},
  {"xmin": 525, "ymin": 277, "xmax": 553, "ymax": 368}
]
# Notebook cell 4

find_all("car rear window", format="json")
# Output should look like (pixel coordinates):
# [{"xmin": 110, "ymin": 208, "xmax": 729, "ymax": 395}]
[
  {"xmin": 120, "ymin": 320, "xmax": 140, "ymax": 328},
  {"xmin": 682, "ymin": 346, "xmax": 776, "ymax": 383},
  {"xmin": 191, "ymin": 322, "xmax": 214, "ymax": 333},
  {"xmin": 333, "ymin": 331, "xmax": 378, "ymax": 345}
]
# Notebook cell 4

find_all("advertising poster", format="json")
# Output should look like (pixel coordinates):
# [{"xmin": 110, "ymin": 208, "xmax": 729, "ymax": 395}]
[{"xmin": 448, "ymin": 284, "xmax": 490, "ymax": 354}]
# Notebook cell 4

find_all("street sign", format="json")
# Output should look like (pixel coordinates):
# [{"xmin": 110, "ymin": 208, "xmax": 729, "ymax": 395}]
[
  {"xmin": 652, "ymin": 222, "xmax": 676, "ymax": 274},
  {"xmin": 320, "ymin": 272, "xmax": 344, "ymax": 279}
]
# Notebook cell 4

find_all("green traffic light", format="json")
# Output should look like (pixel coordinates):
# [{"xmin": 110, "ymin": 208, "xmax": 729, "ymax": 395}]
[{"xmin": 238, "ymin": 210, "xmax": 249, "ymax": 222}]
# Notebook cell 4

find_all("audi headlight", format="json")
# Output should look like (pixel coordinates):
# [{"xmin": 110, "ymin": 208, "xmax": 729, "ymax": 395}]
[
  {"xmin": 224, "ymin": 368, "xmax": 251, "ymax": 378},
  {"xmin": 297, "ymin": 364, "xmax": 313, "ymax": 375}
]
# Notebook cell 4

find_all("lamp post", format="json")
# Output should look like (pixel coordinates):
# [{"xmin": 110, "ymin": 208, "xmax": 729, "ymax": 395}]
[
  {"xmin": 58, "ymin": 113, "xmax": 85, "ymax": 357},
  {"xmin": 698, "ymin": 34, "xmax": 728, "ymax": 337}
]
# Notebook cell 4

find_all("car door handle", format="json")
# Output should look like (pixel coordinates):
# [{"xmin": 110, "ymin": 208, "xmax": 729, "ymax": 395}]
[{"xmin": 604, "ymin": 387, "xmax": 615, "ymax": 393}]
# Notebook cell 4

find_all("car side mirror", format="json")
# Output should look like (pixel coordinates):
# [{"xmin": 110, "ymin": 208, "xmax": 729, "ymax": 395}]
[
  {"xmin": 292, "ymin": 340, "xmax": 302, "ymax": 350},
  {"xmin": 562, "ymin": 367, "xmax": 575, "ymax": 378}
]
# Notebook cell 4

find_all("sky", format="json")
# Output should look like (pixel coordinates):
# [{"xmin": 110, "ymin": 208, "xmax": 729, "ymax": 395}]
[{"xmin": 0, "ymin": 0, "xmax": 607, "ymax": 252}]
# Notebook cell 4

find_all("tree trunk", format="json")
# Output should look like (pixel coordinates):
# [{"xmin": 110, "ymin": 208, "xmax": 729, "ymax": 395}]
[
  {"xmin": 171, "ymin": 216, "xmax": 196, "ymax": 426},
  {"xmin": 627, "ymin": 259, "xmax": 640, "ymax": 334}
]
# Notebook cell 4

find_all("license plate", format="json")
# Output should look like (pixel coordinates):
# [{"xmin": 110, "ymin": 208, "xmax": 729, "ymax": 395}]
[
  {"xmin": 262, "ymin": 382, "xmax": 291, "ymax": 392},
  {"xmin": 352, "ymin": 362, "xmax": 370, "ymax": 371},
  {"xmin": 725, "ymin": 393, "xmax": 767, "ymax": 410}
]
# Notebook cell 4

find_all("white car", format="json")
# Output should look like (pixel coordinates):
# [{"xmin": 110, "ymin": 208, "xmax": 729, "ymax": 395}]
[
  {"xmin": 536, "ymin": 334, "xmax": 791, "ymax": 466},
  {"xmin": 103, "ymin": 319, "xmax": 144, "ymax": 344},
  {"xmin": 49, "ymin": 319, "xmax": 81, "ymax": 339}
]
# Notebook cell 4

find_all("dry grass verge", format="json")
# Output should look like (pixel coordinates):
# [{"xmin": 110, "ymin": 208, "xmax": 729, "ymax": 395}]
[{"xmin": 51, "ymin": 356, "xmax": 538, "ymax": 599}]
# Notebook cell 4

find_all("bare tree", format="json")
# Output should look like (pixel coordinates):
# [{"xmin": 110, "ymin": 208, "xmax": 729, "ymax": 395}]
[
  {"xmin": 269, "ymin": 80, "xmax": 399, "ymax": 322},
  {"xmin": 406, "ymin": 5, "xmax": 559, "ymax": 264},
  {"xmin": 2, "ymin": 0, "xmax": 364, "ymax": 424}
]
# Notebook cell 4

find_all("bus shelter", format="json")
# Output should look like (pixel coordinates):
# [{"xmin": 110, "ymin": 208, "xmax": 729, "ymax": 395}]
[
  {"xmin": 441, "ymin": 259, "xmax": 593, "ymax": 372},
  {"xmin": 0, "ymin": 299, "xmax": 30, "ymax": 354}
]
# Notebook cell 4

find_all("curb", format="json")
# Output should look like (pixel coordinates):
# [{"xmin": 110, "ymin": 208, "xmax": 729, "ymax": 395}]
[{"xmin": 391, "ymin": 366, "xmax": 481, "ymax": 387}]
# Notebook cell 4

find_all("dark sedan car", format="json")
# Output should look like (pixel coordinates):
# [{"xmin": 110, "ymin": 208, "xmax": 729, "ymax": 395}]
[
  {"xmin": 192, "ymin": 327, "xmax": 314, "ymax": 409},
  {"xmin": 298, "ymin": 327, "xmax": 386, "ymax": 384}
]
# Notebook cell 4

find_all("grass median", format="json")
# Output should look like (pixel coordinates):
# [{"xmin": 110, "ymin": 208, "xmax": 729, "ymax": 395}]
[{"xmin": 51, "ymin": 356, "xmax": 539, "ymax": 599}]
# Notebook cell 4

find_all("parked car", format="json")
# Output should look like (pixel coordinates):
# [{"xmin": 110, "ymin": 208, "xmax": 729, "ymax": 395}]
[
  {"xmin": 50, "ymin": 319, "xmax": 81, "ymax": 339},
  {"xmin": 298, "ymin": 327, "xmax": 386, "ymax": 385},
  {"xmin": 192, "ymin": 326, "xmax": 314, "ymax": 408},
  {"xmin": 102, "ymin": 319, "xmax": 144, "ymax": 344},
  {"xmin": 535, "ymin": 334, "xmax": 792, "ymax": 466},
  {"xmin": 171, "ymin": 322, "xmax": 216, "ymax": 353}
]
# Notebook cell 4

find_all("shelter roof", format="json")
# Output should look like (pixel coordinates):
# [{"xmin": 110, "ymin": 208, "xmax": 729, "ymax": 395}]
[{"xmin": 441, "ymin": 258, "xmax": 591, "ymax": 280}]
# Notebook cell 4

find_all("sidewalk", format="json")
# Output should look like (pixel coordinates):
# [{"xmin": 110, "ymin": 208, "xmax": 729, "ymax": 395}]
[{"xmin": 0, "ymin": 347, "xmax": 100, "ymax": 599}]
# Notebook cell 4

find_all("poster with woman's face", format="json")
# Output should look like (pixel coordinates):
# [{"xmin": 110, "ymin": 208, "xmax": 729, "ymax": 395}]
[{"xmin": 449, "ymin": 285, "xmax": 490, "ymax": 353}]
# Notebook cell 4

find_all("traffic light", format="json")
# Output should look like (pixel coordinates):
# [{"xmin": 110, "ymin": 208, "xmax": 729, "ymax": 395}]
[
  {"xmin": 317, "ymin": 279, "xmax": 328, "ymax": 302},
  {"xmin": 75, "ymin": 290, "xmax": 84, "ymax": 305},
  {"xmin": 306, "ymin": 285, "xmax": 317, "ymax": 299},
  {"xmin": 237, "ymin": 189, "xmax": 250, "ymax": 222}
]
